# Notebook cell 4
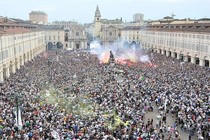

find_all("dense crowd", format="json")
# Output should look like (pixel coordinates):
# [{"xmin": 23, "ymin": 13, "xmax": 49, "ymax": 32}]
[{"xmin": 0, "ymin": 49, "xmax": 209, "ymax": 140}]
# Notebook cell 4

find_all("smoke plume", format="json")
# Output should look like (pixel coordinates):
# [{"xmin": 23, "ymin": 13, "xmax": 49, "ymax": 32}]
[{"xmin": 90, "ymin": 39, "xmax": 150, "ymax": 64}]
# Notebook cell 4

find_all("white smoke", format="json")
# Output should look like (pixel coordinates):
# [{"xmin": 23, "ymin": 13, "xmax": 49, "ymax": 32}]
[
  {"xmin": 89, "ymin": 39, "xmax": 150, "ymax": 63},
  {"xmin": 140, "ymin": 55, "xmax": 150, "ymax": 62}
]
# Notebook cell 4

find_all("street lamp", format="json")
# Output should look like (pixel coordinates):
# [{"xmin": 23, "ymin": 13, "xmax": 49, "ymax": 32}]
[
  {"xmin": 0, "ymin": 34, "xmax": 4, "ymax": 83},
  {"xmin": 15, "ymin": 95, "xmax": 20, "ymax": 128},
  {"xmin": 8, "ymin": 92, "xmax": 23, "ymax": 130},
  {"xmin": 48, "ymin": 58, "xmax": 52, "ymax": 83}
]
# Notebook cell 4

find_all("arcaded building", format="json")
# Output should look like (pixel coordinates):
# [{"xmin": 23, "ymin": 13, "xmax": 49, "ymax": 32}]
[
  {"xmin": 122, "ymin": 23, "xmax": 210, "ymax": 67},
  {"xmin": 141, "ymin": 23, "xmax": 210, "ymax": 67},
  {"xmin": 40, "ymin": 25, "xmax": 65, "ymax": 50},
  {"xmin": 0, "ymin": 17, "xmax": 46, "ymax": 82}
]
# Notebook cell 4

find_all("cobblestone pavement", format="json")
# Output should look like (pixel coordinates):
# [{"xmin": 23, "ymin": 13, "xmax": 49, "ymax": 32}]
[
  {"xmin": 115, "ymin": 73, "xmax": 198, "ymax": 140},
  {"xmin": 143, "ymin": 104, "xmax": 198, "ymax": 140}
]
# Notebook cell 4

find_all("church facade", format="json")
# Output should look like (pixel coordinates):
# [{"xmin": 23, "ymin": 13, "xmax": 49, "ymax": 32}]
[
  {"xmin": 65, "ymin": 24, "xmax": 88, "ymax": 50},
  {"xmin": 53, "ymin": 21, "xmax": 88, "ymax": 50},
  {"xmin": 93, "ymin": 5, "xmax": 123, "ymax": 46}
]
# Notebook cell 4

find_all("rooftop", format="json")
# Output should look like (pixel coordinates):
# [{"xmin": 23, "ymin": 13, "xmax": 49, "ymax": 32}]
[
  {"xmin": 0, "ymin": 17, "xmax": 39, "ymax": 35},
  {"xmin": 123, "ymin": 23, "xmax": 210, "ymax": 33},
  {"xmin": 101, "ymin": 18, "xmax": 123, "ymax": 24},
  {"xmin": 29, "ymin": 11, "xmax": 47, "ymax": 15}
]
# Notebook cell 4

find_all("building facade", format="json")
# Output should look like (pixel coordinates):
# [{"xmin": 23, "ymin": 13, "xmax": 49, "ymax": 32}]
[
  {"xmin": 146, "ymin": 17, "xmax": 210, "ymax": 25},
  {"xmin": 52, "ymin": 21, "xmax": 88, "ymax": 50},
  {"xmin": 0, "ymin": 17, "xmax": 46, "ymax": 82},
  {"xmin": 29, "ymin": 11, "xmax": 48, "ymax": 24},
  {"xmin": 93, "ymin": 5, "xmax": 123, "ymax": 46},
  {"xmin": 133, "ymin": 13, "xmax": 144, "ymax": 22},
  {"xmin": 122, "ymin": 23, "xmax": 210, "ymax": 67},
  {"xmin": 64, "ymin": 26, "xmax": 88, "ymax": 50},
  {"xmin": 52, "ymin": 21, "xmax": 78, "ymax": 28},
  {"xmin": 121, "ymin": 26, "xmax": 141, "ymax": 46},
  {"xmin": 41, "ymin": 25, "xmax": 65, "ymax": 50},
  {"xmin": 84, "ymin": 23, "xmax": 94, "ymax": 48}
]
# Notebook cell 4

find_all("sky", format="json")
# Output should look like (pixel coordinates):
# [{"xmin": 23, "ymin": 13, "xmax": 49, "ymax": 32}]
[{"xmin": 0, "ymin": 0, "xmax": 210, "ymax": 23}]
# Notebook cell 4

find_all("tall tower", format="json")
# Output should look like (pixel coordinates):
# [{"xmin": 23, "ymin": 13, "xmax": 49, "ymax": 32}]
[{"xmin": 94, "ymin": 5, "xmax": 101, "ymax": 38}]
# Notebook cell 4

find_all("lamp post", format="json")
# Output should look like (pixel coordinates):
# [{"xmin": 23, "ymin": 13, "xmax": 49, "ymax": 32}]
[
  {"xmin": 15, "ymin": 95, "xmax": 19, "ymax": 127},
  {"xmin": 0, "ymin": 34, "xmax": 4, "ymax": 83},
  {"xmin": 8, "ymin": 92, "xmax": 23, "ymax": 129},
  {"xmin": 48, "ymin": 58, "xmax": 52, "ymax": 83}
]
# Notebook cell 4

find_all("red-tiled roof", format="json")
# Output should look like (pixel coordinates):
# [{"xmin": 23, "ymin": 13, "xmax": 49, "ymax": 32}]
[
  {"xmin": 2, "ymin": 28, "xmax": 31, "ymax": 34},
  {"xmin": 0, "ymin": 17, "xmax": 15, "ymax": 24},
  {"xmin": 0, "ymin": 17, "xmax": 39, "ymax": 35},
  {"xmin": 123, "ymin": 23, "xmax": 210, "ymax": 33},
  {"xmin": 144, "ymin": 23, "xmax": 210, "ymax": 33}
]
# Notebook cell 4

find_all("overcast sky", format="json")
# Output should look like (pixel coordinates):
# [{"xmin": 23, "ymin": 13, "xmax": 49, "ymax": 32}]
[{"xmin": 0, "ymin": 0, "xmax": 209, "ymax": 23}]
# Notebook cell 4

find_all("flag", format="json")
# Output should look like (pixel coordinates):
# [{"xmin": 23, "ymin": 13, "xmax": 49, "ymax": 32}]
[
  {"xmin": 124, "ymin": 121, "xmax": 130, "ymax": 126},
  {"xmin": 15, "ymin": 107, "xmax": 23, "ymax": 130},
  {"xmin": 51, "ymin": 130, "xmax": 60, "ymax": 140},
  {"xmin": 44, "ymin": 51, "xmax": 48, "ymax": 59},
  {"xmin": 56, "ymin": 55, "xmax": 59, "ymax": 61},
  {"xmin": 139, "ymin": 75, "xmax": 145, "ymax": 81}
]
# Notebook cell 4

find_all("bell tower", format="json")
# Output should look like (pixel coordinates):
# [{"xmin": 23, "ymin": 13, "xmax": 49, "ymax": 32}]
[{"xmin": 94, "ymin": 5, "xmax": 101, "ymax": 38}]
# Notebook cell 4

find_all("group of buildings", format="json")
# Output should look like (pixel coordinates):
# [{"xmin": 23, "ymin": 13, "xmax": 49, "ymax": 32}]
[
  {"xmin": 92, "ymin": 6, "xmax": 210, "ymax": 68},
  {"xmin": 0, "ymin": 5, "xmax": 209, "ymax": 82}
]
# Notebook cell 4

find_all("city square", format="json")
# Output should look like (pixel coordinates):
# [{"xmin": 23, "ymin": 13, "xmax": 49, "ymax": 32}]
[{"xmin": 0, "ymin": 0, "xmax": 210, "ymax": 139}]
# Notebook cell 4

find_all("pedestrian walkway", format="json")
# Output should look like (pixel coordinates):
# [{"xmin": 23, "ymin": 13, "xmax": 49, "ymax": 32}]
[{"xmin": 143, "ymin": 104, "xmax": 198, "ymax": 140}]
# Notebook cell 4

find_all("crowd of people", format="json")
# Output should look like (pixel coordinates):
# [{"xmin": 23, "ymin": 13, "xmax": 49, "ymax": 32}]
[{"xmin": 0, "ymin": 49, "xmax": 209, "ymax": 140}]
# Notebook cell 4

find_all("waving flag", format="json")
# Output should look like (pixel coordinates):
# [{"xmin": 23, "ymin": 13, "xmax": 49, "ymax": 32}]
[
  {"xmin": 51, "ymin": 130, "xmax": 60, "ymax": 140},
  {"xmin": 43, "ymin": 51, "xmax": 48, "ymax": 59}
]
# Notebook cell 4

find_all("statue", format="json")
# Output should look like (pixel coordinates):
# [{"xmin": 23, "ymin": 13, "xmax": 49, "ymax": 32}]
[{"xmin": 108, "ymin": 51, "xmax": 115, "ymax": 64}]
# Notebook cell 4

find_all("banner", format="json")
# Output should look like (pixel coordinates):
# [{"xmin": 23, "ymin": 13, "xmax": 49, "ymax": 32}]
[
  {"xmin": 15, "ymin": 107, "xmax": 23, "ymax": 130},
  {"xmin": 51, "ymin": 130, "xmax": 60, "ymax": 140}
]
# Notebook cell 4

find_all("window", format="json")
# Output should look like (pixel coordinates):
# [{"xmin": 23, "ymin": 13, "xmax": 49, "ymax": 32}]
[
  {"xmin": 14, "ymin": 47, "xmax": 16, "ymax": 54},
  {"xmin": 196, "ymin": 45, "xmax": 199, "ymax": 51},
  {"xmin": 205, "ymin": 46, "xmax": 208, "ymax": 52},
  {"xmin": 76, "ymin": 32, "xmax": 79, "ymax": 36}
]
